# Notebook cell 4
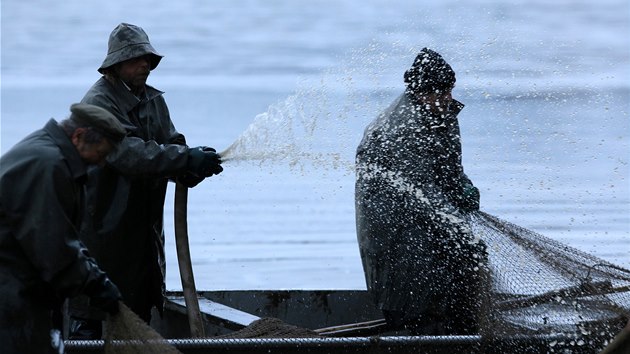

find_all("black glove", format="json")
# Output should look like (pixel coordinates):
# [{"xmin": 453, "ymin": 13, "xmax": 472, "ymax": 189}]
[
  {"xmin": 459, "ymin": 184, "xmax": 480, "ymax": 212},
  {"xmin": 187, "ymin": 146, "xmax": 223, "ymax": 177},
  {"xmin": 177, "ymin": 172, "xmax": 205, "ymax": 188},
  {"xmin": 85, "ymin": 275, "xmax": 122, "ymax": 315}
]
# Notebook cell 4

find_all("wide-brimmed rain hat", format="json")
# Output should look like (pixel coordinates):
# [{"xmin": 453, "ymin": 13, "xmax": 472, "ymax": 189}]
[{"xmin": 98, "ymin": 23, "xmax": 163, "ymax": 74}]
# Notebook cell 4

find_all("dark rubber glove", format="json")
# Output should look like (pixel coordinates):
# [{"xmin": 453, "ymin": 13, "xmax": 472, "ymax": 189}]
[
  {"xmin": 459, "ymin": 184, "xmax": 480, "ymax": 212},
  {"xmin": 187, "ymin": 146, "xmax": 223, "ymax": 177},
  {"xmin": 199, "ymin": 146, "xmax": 223, "ymax": 175},
  {"xmin": 177, "ymin": 172, "xmax": 205, "ymax": 188},
  {"xmin": 85, "ymin": 275, "xmax": 122, "ymax": 315}
]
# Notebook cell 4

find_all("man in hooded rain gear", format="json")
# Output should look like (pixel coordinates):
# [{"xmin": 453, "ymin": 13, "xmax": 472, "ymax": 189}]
[
  {"xmin": 355, "ymin": 48, "xmax": 487, "ymax": 335},
  {"xmin": 68, "ymin": 23, "xmax": 224, "ymax": 338},
  {"xmin": 0, "ymin": 104, "xmax": 126, "ymax": 354}
]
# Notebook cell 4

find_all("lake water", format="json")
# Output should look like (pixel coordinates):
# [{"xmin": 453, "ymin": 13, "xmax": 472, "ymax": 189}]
[{"xmin": 1, "ymin": 0, "xmax": 629, "ymax": 290}]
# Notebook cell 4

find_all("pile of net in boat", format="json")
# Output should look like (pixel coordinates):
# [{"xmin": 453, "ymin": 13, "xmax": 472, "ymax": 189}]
[
  {"xmin": 468, "ymin": 211, "xmax": 630, "ymax": 338},
  {"xmin": 102, "ymin": 304, "xmax": 320, "ymax": 354},
  {"xmin": 218, "ymin": 317, "xmax": 321, "ymax": 338},
  {"xmin": 104, "ymin": 302, "xmax": 183, "ymax": 354}
]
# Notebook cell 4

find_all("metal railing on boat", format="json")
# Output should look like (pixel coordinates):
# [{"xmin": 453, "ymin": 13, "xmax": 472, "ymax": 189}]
[{"xmin": 64, "ymin": 333, "xmax": 597, "ymax": 354}]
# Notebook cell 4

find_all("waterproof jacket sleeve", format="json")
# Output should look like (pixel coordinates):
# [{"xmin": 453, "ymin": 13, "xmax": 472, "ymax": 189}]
[{"xmin": 105, "ymin": 136, "xmax": 189, "ymax": 177}]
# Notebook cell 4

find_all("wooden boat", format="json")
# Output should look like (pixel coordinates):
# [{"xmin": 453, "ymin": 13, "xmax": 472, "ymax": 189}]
[{"xmin": 63, "ymin": 289, "xmax": 624, "ymax": 353}]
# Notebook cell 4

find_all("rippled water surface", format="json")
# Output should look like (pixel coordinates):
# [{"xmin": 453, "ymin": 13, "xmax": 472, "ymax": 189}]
[{"xmin": 2, "ymin": 0, "xmax": 628, "ymax": 290}]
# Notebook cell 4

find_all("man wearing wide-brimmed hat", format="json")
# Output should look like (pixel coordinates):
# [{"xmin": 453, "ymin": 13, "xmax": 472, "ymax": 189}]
[
  {"xmin": 0, "ymin": 103, "xmax": 127, "ymax": 353},
  {"xmin": 355, "ymin": 48, "xmax": 488, "ymax": 335},
  {"xmin": 68, "ymin": 23, "xmax": 223, "ymax": 339}
]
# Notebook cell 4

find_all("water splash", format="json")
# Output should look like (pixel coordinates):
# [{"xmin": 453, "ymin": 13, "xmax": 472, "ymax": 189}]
[
  {"xmin": 218, "ymin": 94, "xmax": 341, "ymax": 165},
  {"xmin": 218, "ymin": 41, "xmax": 413, "ymax": 175}
]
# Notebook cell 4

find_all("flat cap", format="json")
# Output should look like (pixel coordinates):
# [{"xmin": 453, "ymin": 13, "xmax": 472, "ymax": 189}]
[{"xmin": 70, "ymin": 103, "xmax": 127, "ymax": 142}]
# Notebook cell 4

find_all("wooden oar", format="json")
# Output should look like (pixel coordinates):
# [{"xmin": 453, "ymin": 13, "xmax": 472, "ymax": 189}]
[{"xmin": 174, "ymin": 182, "xmax": 205, "ymax": 337}]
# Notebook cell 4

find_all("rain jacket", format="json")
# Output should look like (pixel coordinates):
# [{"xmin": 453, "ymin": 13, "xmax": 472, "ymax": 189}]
[
  {"xmin": 355, "ymin": 92, "xmax": 487, "ymax": 330},
  {"xmin": 0, "ymin": 120, "xmax": 112, "ymax": 353},
  {"xmin": 71, "ymin": 77, "xmax": 189, "ymax": 320}
]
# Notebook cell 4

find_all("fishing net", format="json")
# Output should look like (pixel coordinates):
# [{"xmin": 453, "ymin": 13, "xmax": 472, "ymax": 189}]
[
  {"xmin": 104, "ymin": 302, "xmax": 182, "ymax": 354},
  {"xmin": 98, "ymin": 214, "xmax": 629, "ymax": 352},
  {"xmin": 468, "ymin": 211, "xmax": 630, "ymax": 338},
  {"xmin": 101, "ymin": 305, "xmax": 319, "ymax": 353},
  {"xmin": 218, "ymin": 317, "xmax": 321, "ymax": 338}
]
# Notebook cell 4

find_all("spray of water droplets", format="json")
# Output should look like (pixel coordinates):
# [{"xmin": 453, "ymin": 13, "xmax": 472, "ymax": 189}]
[{"xmin": 217, "ymin": 41, "xmax": 418, "ymax": 176}]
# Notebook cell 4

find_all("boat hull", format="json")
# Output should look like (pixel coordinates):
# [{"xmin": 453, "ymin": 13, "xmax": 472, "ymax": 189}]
[{"xmin": 63, "ymin": 290, "xmax": 622, "ymax": 353}]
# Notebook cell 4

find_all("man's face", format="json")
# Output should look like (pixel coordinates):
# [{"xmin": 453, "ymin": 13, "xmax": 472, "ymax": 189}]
[
  {"xmin": 416, "ymin": 88, "xmax": 454, "ymax": 115},
  {"xmin": 72, "ymin": 128, "xmax": 115, "ymax": 166},
  {"xmin": 116, "ymin": 55, "xmax": 151, "ymax": 89}
]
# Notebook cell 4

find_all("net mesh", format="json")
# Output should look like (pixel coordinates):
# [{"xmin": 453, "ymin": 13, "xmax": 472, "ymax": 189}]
[
  {"xmin": 217, "ymin": 317, "xmax": 321, "ymax": 338},
  {"xmin": 100, "ymin": 211, "xmax": 629, "ymax": 353},
  {"xmin": 469, "ymin": 211, "xmax": 630, "ymax": 337},
  {"xmin": 104, "ymin": 302, "xmax": 183, "ymax": 354},
  {"xmin": 101, "ymin": 305, "xmax": 319, "ymax": 354}
]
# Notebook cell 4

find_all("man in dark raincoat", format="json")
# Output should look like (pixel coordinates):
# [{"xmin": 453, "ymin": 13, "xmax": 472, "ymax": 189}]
[
  {"xmin": 0, "ymin": 104, "xmax": 126, "ymax": 354},
  {"xmin": 355, "ymin": 48, "xmax": 487, "ymax": 335},
  {"xmin": 68, "ymin": 23, "xmax": 223, "ymax": 338}
]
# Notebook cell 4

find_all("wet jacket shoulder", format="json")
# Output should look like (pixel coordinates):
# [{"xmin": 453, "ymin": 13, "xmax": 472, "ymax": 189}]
[
  {"xmin": 81, "ymin": 77, "xmax": 188, "ymax": 177},
  {"xmin": 356, "ymin": 92, "xmax": 474, "ymax": 205},
  {"xmin": 0, "ymin": 119, "xmax": 106, "ymax": 301}
]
